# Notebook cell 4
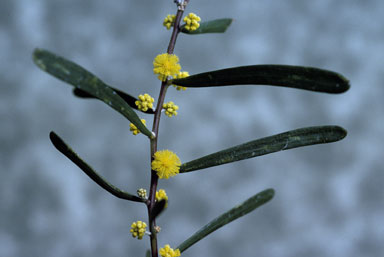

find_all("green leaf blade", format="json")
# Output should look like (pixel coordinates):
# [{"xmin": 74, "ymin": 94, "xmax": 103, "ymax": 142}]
[
  {"xmin": 49, "ymin": 131, "xmax": 144, "ymax": 202},
  {"xmin": 150, "ymin": 200, "xmax": 167, "ymax": 220},
  {"xmin": 33, "ymin": 48, "xmax": 153, "ymax": 138},
  {"xmin": 177, "ymin": 189, "xmax": 275, "ymax": 253},
  {"xmin": 73, "ymin": 88, "xmax": 155, "ymax": 114},
  {"xmin": 171, "ymin": 65, "xmax": 350, "ymax": 94},
  {"xmin": 181, "ymin": 18, "xmax": 233, "ymax": 34},
  {"xmin": 180, "ymin": 126, "xmax": 347, "ymax": 173}
]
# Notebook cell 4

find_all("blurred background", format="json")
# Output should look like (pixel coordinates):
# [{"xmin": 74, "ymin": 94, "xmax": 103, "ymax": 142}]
[{"xmin": 1, "ymin": 0, "xmax": 383, "ymax": 256}]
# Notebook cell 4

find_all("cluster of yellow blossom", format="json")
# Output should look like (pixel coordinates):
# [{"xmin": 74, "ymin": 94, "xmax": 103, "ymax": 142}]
[
  {"xmin": 172, "ymin": 71, "xmax": 189, "ymax": 91},
  {"xmin": 151, "ymin": 150, "xmax": 181, "ymax": 179},
  {"xmin": 156, "ymin": 189, "xmax": 168, "ymax": 208},
  {"xmin": 163, "ymin": 101, "xmax": 179, "ymax": 117},
  {"xmin": 183, "ymin": 13, "xmax": 201, "ymax": 31},
  {"xmin": 129, "ymin": 119, "xmax": 146, "ymax": 135},
  {"xmin": 163, "ymin": 14, "xmax": 176, "ymax": 30},
  {"xmin": 137, "ymin": 188, "xmax": 147, "ymax": 199},
  {"xmin": 130, "ymin": 221, "xmax": 147, "ymax": 240},
  {"xmin": 135, "ymin": 94, "xmax": 154, "ymax": 112},
  {"xmin": 159, "ymin": 244, "xmax": 181, "ymax": 257},
  {"xmin": 153, "ymin": 53, "xmax": 181, "ymax": 82}
]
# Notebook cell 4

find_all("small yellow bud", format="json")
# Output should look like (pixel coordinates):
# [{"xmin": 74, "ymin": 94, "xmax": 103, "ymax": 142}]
[
  {"xmin": 183, "ymin": 13, "xmax": 201, "ymax": 31},
  {"xmin": 129, "ymin": 119, "xmax": 146, "ymax": 135},
  {"xmin": 135, "ymin": 94, "xmax": 154, "ymax": 112},
  {"xmin": 137, "ymin": 188, "xmax": 147, "ymax": 199},
  {"xmin": 163, "ymin": 101, "xmax": 179, "ymax": 117},
  {"xmin": 159, "ymin": 244, "xmax": 181, "ymax": 257},
  {"xmin": 130, "ymin": 221, "xmax": 147, "ymax": 240},
  {"xmin": 173, "ymin": 71, "xmax": 189, "ymax": 91},
  {"xmin": 156, "ymin": 189, "xmax": 168, "ymax": 208},
  {"xmin": 163, "ymin": 14, "xmax": 176, "ymax": 30}
]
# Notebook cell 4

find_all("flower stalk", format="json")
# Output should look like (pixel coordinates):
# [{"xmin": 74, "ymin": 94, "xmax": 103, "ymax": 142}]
[{"xmin": 147, "ymin": 7, "xmax": 186, "ymax": 257}]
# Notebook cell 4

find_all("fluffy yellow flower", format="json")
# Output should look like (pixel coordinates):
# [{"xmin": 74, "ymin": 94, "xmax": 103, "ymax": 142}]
[
  {"xmin": 151, "ymin": 150, "xmax": 181, "ymax": 179},
  {"xmin": 163, "ymin": 14, "xmax": 176, "ymax": 30},
  {"xmin": 135, "ymin": 94, "xmax": 154, "ymax": 112},
  {"xmin": 129, "ymin": 119, "xmax": 146, "ymax": 135},
  {"xmin": 159, "ymin": 244, "xmax": 181, "ymax": 257},
  {"xmin": 130, "ymin": 221, "xmax": 147, "ymax": 240},
  {"xmin": 163, "ymin": 101, "xmax": 179, "ymax": 117},
  {"xmin": 183, "ymin": 13, "xmax": 201, "ymax": 31},
  {"xmin": 172, "ymin": 71, "xmax": 189, "ymax": 91},
  {"xmin": 153, "ymin": 53, "xmax": 181, "ymax": 81},
  {"xmin": 156, "ymin": 189, "xmax": 168, "ymax": 208}
]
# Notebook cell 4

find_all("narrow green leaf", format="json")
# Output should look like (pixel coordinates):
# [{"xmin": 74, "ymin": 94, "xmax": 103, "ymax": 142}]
[
  {"xmin": 150, "ymin": 200, "xmax": 167, "ymax": 220},
  {"xmin": 145, "ymin": 250, "xmax": 150, "ymax": 257},
  {"xmin": 177, "ymin": 189, "xmax": 275, "ymax": 252},
  {"xmin": 171, "ymin": 65, "xmax": 350, "ymax": 94},
  {"xmin": 73, "ymin": 88, "xmax": 155, "ymax": 114},
  {"xmin": 33, "ymin": 48, "xmax": 154, "ymax": 138},
  {"xmin": 181, "ymin": 18, "xmax": 233, "ymax": 34},
  {"xmin": 180, "ymin": 126, "xmax": 347, "ymax": 173},
  {"xmin": 49, "ymin": 131, "xmax": 144, "ymax": 203}
]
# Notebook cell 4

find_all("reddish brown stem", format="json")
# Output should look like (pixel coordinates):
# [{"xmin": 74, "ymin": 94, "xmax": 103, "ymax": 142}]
[{"xmin": 147, "ymin": 7, "xmax": 185, "ymax": 257}]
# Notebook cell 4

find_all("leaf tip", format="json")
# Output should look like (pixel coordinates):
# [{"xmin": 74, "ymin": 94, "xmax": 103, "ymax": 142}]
[
  {"xmin": 334, "ymin": 126, "xmax": 348, "ymax": 140},
  {"xmin": 335, "ymin": 73, "xmax": 350, "ymax": 93},
  {"xmin": 49, "ymin": 131, "xmax": 60, "ymax": 146},
  {"xmin": 263, "ymin": 188, "xmax": 275, "ymax": 201},
  {"xmin": 49, "ymin": 131, "xmax": 67, "ymax": 153},
  {"xmin": 49, "ymin": 131, "xmax": 58, "ymax": 143},
  {"xmin": 32, "ymin": 48, "xmax": 47, "ymax": 70}
]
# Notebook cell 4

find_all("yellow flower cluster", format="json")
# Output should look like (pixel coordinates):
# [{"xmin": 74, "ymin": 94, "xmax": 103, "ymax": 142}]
[
  {"xmin": 163, "ymin": 101, "xmax": 179, "ymax": 117},
  {"xmin": 153, "ymin": 53, "xmax": 181, "ymax": 82},
  {"xmin": 130, "ymin": 221, "xmax": 147, "ymax": 240},
  {"xmin": 156, "ymin": 189, "xmax": 168, "ymax": 208},
  {"xmin": 183, "ymin": 13, "xmax": 201, "ymax": 31},
  {"xmin": 173, "ymin": 71, "xmax": 189, "ymax": 91},
  {"xmin": 129, "ymin": 119, "xmax": 146, "ymax": 135},
  {"xmin": 137, "ymin": 188, "xmax": 147, "ymax": 199},
  {"xmin": 151, "ymin": 150, "xmax": 181, "ymax": 179},
  {"xmin": 135, "ymin": 93, "xmax": 154, "ymax": 112},
  {"xmin": 163, "ymin": 14, "xmax": 176, "ymax": 30},
  {"xmin": 159, "ymin": 244, "xmax": 181, "ymax": 257}
]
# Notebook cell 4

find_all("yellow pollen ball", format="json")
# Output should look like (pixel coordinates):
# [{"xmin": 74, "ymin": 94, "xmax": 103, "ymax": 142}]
[{"xmin": 151, "ymin": 150, "xmax": 181, "ymax": 179}]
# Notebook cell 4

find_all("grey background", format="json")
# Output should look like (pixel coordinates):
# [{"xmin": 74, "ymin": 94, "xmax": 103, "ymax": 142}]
[{"xmin": 1, "ymin": 0, "xmax": 383, "ymax": 257}]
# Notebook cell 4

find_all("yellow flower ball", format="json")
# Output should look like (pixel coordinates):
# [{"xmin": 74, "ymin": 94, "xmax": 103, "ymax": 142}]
[
  {"xmin": 151, "ymin": 150, "xmax": 181, "ymax": 179},
  {"xmin": 153, "ymin": 53, "xmax": 181, "ymax": 81}
]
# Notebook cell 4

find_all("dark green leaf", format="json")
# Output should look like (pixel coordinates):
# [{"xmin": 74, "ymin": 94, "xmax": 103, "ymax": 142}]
[
  {"xmin": 145, "ymin": 250, "xmax": 150, "ymax": 257},
  {"xmin": 150, "ymin": 200, "xmax": 167, "ymax": 220},
  {"xmin": 177, "ymin": 189, "xmax": 274, "ymax": 252},
  {"xmin": 49, "ymin": 131, "xmax": 144, "ymax": 203},
  {"xmin": 181, "ymin": 18, "xmax": 233, "ymax": 34},
  {"xmin": 73, "ymin": 88, "xmax": 155, "ymax": 114},
  {"xmin": 171, "ymin": 65, "xmax": 350, "ymax": 94},
  {"xmin": 180, "ymin": 126, "xmax": 347, "ymax": 173},
  {"xmin": 33, "ymin": 48, "xmax": 154, "ymax": 138}
]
